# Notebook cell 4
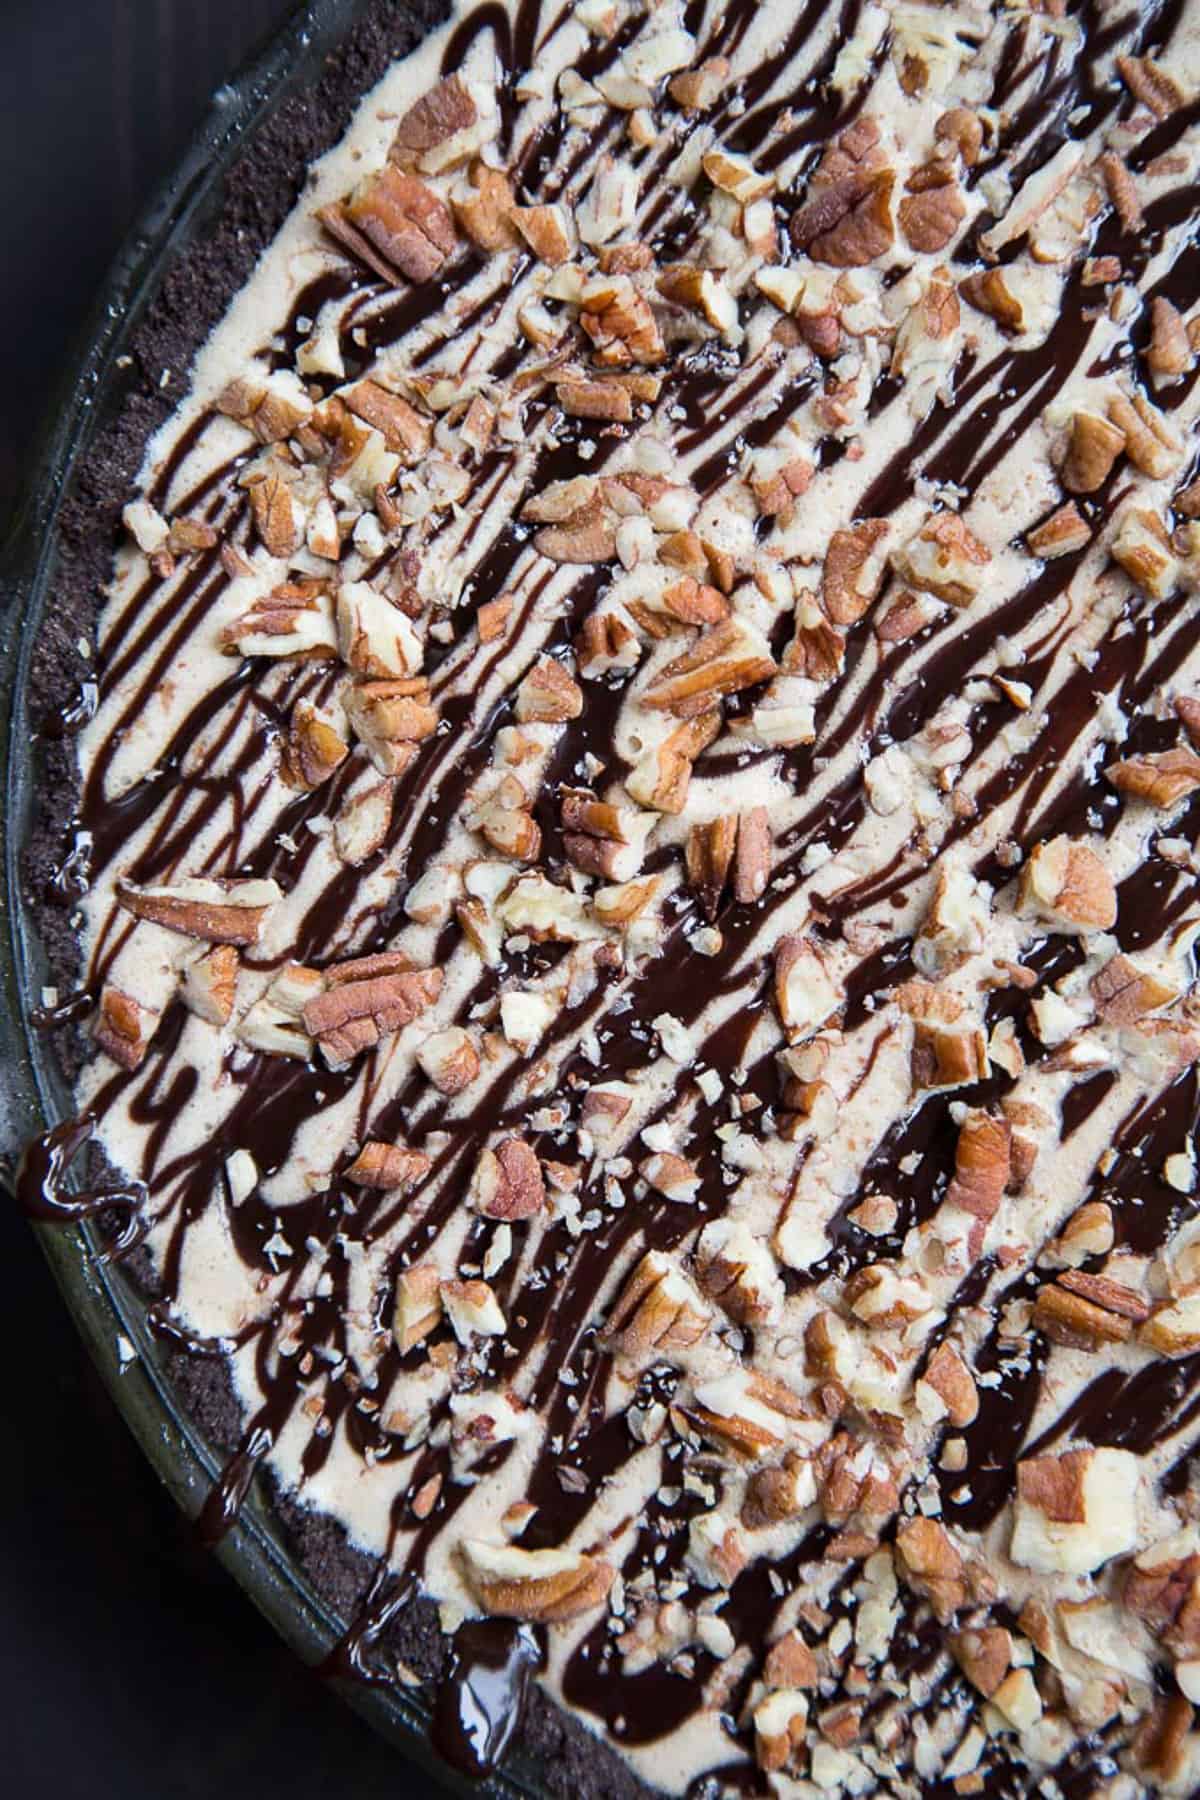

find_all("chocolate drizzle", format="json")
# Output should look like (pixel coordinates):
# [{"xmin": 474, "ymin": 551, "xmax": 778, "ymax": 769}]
[{"xmin": 23, "ymin": 0, "xmax": 1200, "ymax": 1791}]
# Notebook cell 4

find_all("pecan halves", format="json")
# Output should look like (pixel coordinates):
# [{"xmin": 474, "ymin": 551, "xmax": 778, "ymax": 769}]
[
  {"xmin": 116, "ymin": 877, "xmax": 281, "ymax": 945},
  {"xmin": 302, "ymin": 953, "xmax": 443, "ymax": 1067}
]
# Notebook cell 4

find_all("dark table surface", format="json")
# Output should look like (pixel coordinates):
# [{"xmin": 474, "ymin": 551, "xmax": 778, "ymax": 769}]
[{"xmin": 1, "ymin": 5, "xmax": 442, "ymax": 1794}]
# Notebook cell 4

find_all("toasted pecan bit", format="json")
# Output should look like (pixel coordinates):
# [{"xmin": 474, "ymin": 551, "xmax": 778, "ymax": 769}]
[
  {"xmin": 1116, "ymin": 53, "xmax": 1185, "ymax": 120},
  {"xmin": 451, "ymin": 161, "xmax": 521, "ymax": 251},
  {"xmin": 898, "ymin": 178, "xmax": 965, "ymax": 253},
  {"xmin": 94, "ymin": 986, "xmax": 158, "ymax": 1070},
  {"xmin": 556, "ymin": 376, "xmax": 634, "ymax": 422},
  {"xmin": 894, "ymin": 1518, "xmax": 968, "ymax": 1622},
  {"xmin": 515, "ymin": 658, "xmax": 584, "ymax": 723},
  {"xmin": 822, "ymin": 520, "xmax": 889, "ymax": 624},
  {"xmin": 337, "ymin": 164, "xmax": 459, "ymax": 282},
  {"xmin": 606, "ymin": 1250, "xmax": 708, "ymax": 1358},
  {"xmin": 935, "ymin": 107, "xmax": 984, "ymax": 166},
  {"xmin": 282, "ymin": 701, "xmax": 348, "ymax": 791},
  {"xmin": 181, "ymin": 945, "xmax": 238, "ymax": 1027},
  {"xmin": 512, "ymin": 202, "xmax": 574, "ymax": 265},
  {"xmin": 247, "ymin": 472, "xmax": 298, "ymax": 557},
  {"xmin": 960, "ymin": 267, "xmax": 1024, "ymax": 333},
  {"xmin": 469, "ymin": 1136, "xmax": 545, "ymax": 1220},
  {"xmin": 389, "ymin": 74, "xmax": 478, "ymax": 168},
  {"xmin": 950, "ymin": 1626, "xmax": 1011, "ymax": 1698},
  {"xmin": 1018, "ymin": 836, "xmax": 1117, "ymax": 932},
  {"xmin": 345, "ymin": 379, "xmax": 431, "ymax": 460},
  {"xmin": 302, "ymin": 961, "xmax": 442, "ymax": 1068},
  {"xmin": 1132, "ymin": 1698, "xmax": 1194, "ymax": 1784},
  {"xmin": 1026, "ymin": 501, "xmax": 1091, "ymax": 558},
  {"xmin": 1105, "ymin": 747, "xmax": 1200, "ymax": 808},
  {"xmin": 1176, "ymin": 694, "xmax": 1200, "ymax": 743},
  {"xmin": 117, "ymin": 877, "xmax": 280, "ymax": 945},
  {"xmin": 393, "ymin": 1262, "xmax": 442, "ymax": 1351},
  {"xmin": 1147, "ymin": 296, "xmax": 1192, "ymax": 380},
  {"xmin": 1061, "ymin": 410, "xmax": 1125, "ymax": 493},
  {"xmin": 1090, "ymin": 952, "xmax": 1177, "ymax": 1023},
  {"xmin": 487, "ymin": 1528, "xmax": 625, "ymax": 1621},
  {"xmin": 1098, "ymin": 150, "xmax": 1142, "ymax": 231},
  {"xmin": 347, "ymin": 1140, "xmax": 431, "ymax": 1191}
]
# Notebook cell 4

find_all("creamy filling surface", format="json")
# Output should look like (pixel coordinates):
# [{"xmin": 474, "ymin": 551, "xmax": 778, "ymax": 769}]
[{"xmin": 43, "ymin": 0, "xmax": 1200, "ymax": 1790}]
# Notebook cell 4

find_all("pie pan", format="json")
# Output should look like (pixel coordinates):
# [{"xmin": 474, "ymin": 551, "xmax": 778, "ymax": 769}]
[{"xmin": 0, "ymin": 2, "xmax": 538, "ymax": 1789}]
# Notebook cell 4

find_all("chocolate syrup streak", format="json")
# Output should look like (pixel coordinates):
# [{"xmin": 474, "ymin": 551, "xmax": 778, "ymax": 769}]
[{"xmin": 29, "ymin": 0, "xmax": 1200, "ymax": 1788}]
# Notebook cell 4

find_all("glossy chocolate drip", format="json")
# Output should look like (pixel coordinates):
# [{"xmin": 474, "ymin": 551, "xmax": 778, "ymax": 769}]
[{"xmin": 433, "ymin": 1619, "xmax": 541, "ymax": 1776}]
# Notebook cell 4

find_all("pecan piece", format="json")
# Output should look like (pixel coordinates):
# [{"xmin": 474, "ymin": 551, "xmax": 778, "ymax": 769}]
[
  {"xmin": 1060, "ymin": 410, "xmax": 1125, "ymax": 493},
  {"xmin": 281, "ymin": 701, "xmax": 348, "ymax": 791},
  {"xmin": 821, "ymin": 520, "xmax": 889, "ymax": 625},
  {"xmin": 302, "ymin": 955, "xmax": 442, "ymax": 1068},
  {"xmin": 898, "ymin": 176, "xmax": 965, "ymax": 253},
  {"xmin": 94, "ymin": 987, "xmax": 158, "ymax": 1070},
  {"xmin": 347, "ymin": 1141, "xmax": 431, "ymax": 1191},
  {"xmin": 117, "ymin": 877, "xmax": 280, "ymax": 945},
  {"xmin": 605, "ymin": 1250, "xmax": 708, "ymax": 1358},
  {"xmin": 468, "ymin": 1137, "xmax": 545, "ymax": 1221},
  {"xmin": 326, "ymin": 164, "xmax": 459, "ymax": 283},
  {"xmin": 459, "ymin": 1541, "xmax": 615, "ymax": 1623},
  {"xmin": 1116, "ymin": 53, "xmax": 1185, "ymax": 120},
  {"xmin": 1105, "ymin": 747, "xmax": 1200, "ymax": 808}
]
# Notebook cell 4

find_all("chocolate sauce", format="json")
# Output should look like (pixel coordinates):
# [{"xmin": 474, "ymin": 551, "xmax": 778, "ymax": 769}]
[{"xmin": 433, "ymin": 1619, "xmax": 541, "ymax": 1777}]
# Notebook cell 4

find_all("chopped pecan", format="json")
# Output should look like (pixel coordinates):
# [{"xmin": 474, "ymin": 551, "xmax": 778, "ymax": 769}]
[
  {"xmin": 460, "ymin": 1540, "xmax": 614, "ymax": 1623},
  {"xmin": 1026, "ymin": 501, "xmax": 1090, "ymax": 558},
  {"xmin": 1106, "ymin": 747, "xmax": 1200, "ymax": 808},
  {"xmin": 326, "ymin": 164, "xmax": 459, "ymax": 283},
  {"xmin": 117, "ymin": 877, "xmax": 280, "ymax": 945},
  {"xmin": 282, "ymin": 701, "xmax": 348, "ymax": 791},
  {"xmin": 347, "ymin": 1140, "xmax": 431, "ymax": 1191},
  {"xmin": 393, "ymin": 1263, "xmax": 442, "ymax": 1351},
  {"xmin": 94, "ymin": 987, "xmax": 158, "ymax": 1070},
  {"xmin": 1132, "ymin": 1698, "xmax": 1194, "ymax": 1785},
  {"xmin": 181, "ymin": 945, "xmax": 238, "ymax": 1026},
  {"xmin": 469, "ymin": 1137, "xmax": 545, "ymax": 1221},
  {"xmin": 1061, "ymin": 410, "xmax": 1125, "ymax": 493},
  {"xmin": 960, "ymin": 268, "xmax": 1024, "ymax": 333},
  {"xmin": 895, "ymin": 1518, "xmax": 968, "ymax": 1623},
  {"xmin": 345, "ymin": 379, "xmax": 431, "ymax": 460},
  {"xmin": 534, "ymin": 495, "xmax": 618, "ymax": 564},
  {"xmin": 515, "ymin": 658, "xmax": 584, "ymax": 723},
  {"xmin": 511, "ymin": 202, "xmax": 574, "ymax": 265},
  {"xmin": 247, "ymin": 471, "xmax": 298, "ymax": 557},
  {"xmin": 892, "ymin": 511, "xmax": 989, "ymax": 608},
  {"xmin": 344, "ymin": 676, "xmax": 438, "ymax": 777},
  {"xmin": 1090, "ymin": 952, "xmax": 1177, "ymax": 1023},
  {"xmin": 822, "ymin": 520, "xmax": 889, "ymax": 625},
  {"xmin": 1098, "ymin": 150, "xmax": 1142, "ymax": 231},
  {"xmin": 641, "ymin": 618, "xmax": 776, "ymax": 716},
  {"xmin": 918, "ymin": 1340, "xmax": 979, "ymax": 1427},
  {"xmin": 1116, "ymin": 53, "xmax": 1185, "ymax": 120},
  {"xmin": 1018, "ymin": 836, "xmax": 1117, "ymax": 933},
  {"xmin": 389, "ymin": 74, "xmax": 479, "ymax": 170},
  {"xmin": 1147, "ymin": 296, "xmax": 1192, "ymax": 381},
  {"xmin": 451, "ymin": 161, "xmax": 521, "ymax": 251},
  {"xmin": 950, "ymin": 1626, "xmax": 1011, "ymax": 1698},
  {"xmin": 302, "ymin": 954, "xmax": 442, "ymax": 1068},
  {"xmin": 1106, "ymin": 389, "xmax": 1182, "ymax": 477},
  {"xmin": 934, "ymin": 108, "xmax": 984, "ymax": 166},
  {"xmin": 605, "ymin": 1250, "xmax": 708, "ymax": 1358},
  {"xmin": 898, "ymin": 172, "xmax": 965, "ymax": 253},
  {"xmin": 668, "ymin": 56, "xmax": 729, "ymax": 112}
]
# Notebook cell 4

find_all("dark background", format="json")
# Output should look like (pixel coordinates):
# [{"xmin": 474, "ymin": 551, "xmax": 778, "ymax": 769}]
[{"xmin": 1, "ymin": 5, "xmax": 439, "ymax": 1794}]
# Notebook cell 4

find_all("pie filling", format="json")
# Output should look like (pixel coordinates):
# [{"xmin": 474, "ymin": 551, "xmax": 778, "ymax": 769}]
[{"xmin": 24, "ymin": 0, "xmax": 1200, "ymax": 1790}]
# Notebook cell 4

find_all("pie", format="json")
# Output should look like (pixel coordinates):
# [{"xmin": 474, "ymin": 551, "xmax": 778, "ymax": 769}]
[{"xmin": 23, "ymin": 0, "xmax": 1200, "ymax": 1792}]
